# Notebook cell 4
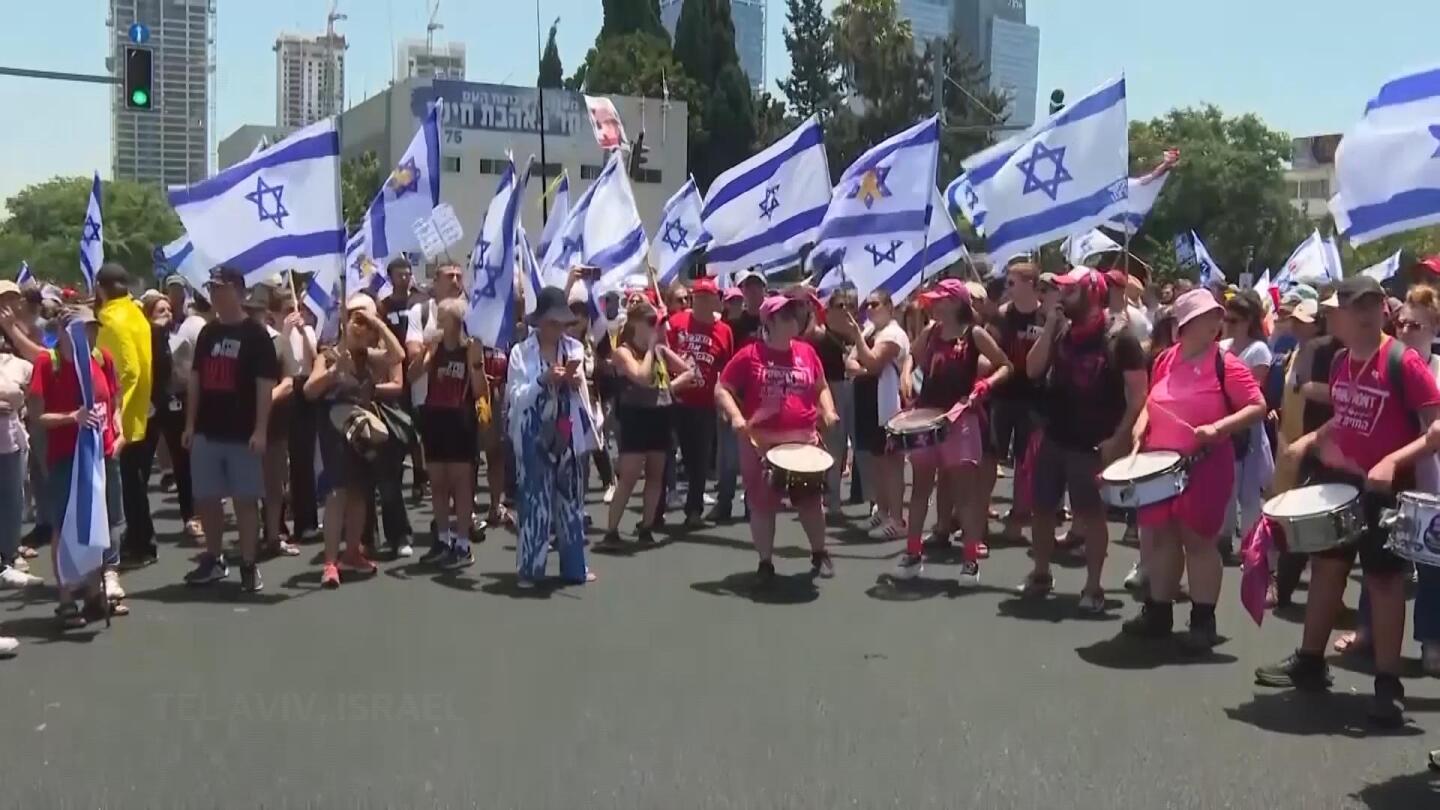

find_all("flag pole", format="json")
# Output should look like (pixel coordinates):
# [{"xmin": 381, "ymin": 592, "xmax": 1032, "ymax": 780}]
[{"xmin": 335, "ymin": 112, "xmax": 348, "ymax": 346}]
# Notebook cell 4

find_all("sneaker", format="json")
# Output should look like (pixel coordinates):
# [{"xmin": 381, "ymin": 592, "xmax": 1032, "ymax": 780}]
[
  {"xmin": 419, "ymin": 540, "xmax": 451, "ymax": 565},
  {"xmin": 0, "ymin": 566, "xmax": 42, "ymax": 589},
  {"xmin": 1017, "ymin": 571, "xmax": 1054, "ymax": 598},
  {"xmin": 320, "ymin": 563, "xmax": 341, "ymax": 589},
  {"xmin": 682, "ymin": 514, "xmax": 707, "ymax": 530},
  {"xmin": 603, "ymin": 484, "xmax": 617, "ymax": 504},
  {"xmin": 240, "ymin": 563, "xmax": 264, "ymax": 593},
  {"xmin": 704, "ymin": 506, "xmax": 733, "ymax": 525},
  {"xmin": 974, "ymin": 541, "xmax": 990, "ymax": 560},
  {"xmin": 703, "ymin": 492, "xmax": 717, "ymax": 506},
  {"xmin": 1178, "ymin": 617, "xmax": 1219, "ymax": 654},
  {"xmin": 756, "ymin": 559, "xmax": 776, "ymax": 584},
  {"xmin": 1077, "ymin": 590, "xmax": 1106, "ymax": 615},
  {"xmin": 0, "ymin": 636, "xmax": 17, "ymax": 657},
  {"xmin": 120, "ymin": 545, "xmax": 159, "ymax": 568},
  {"xmin": 184, "ymin": 553, "xmax": 228, "ymax": 586},
  {"xmin": 865, "ymin": 509, "xmax": 885, "ymax": 530},
  {"xmin": 1254, "ymin": 652, "xmax": 1332, "ymax": 690},
  {"xmin": 811, "ymin": 551, "xmax": 835, "ymax": 579},
  {"xmin": 1423, "ymin": 643, "xmax": 1440, "ymax": 677},
  {"xmin": 440, "ymin": 546, "xmax": 476, "ymax": 570},
  {"xmin": 11, "ymin": 556, "xmax": 28, "ymax": 572},
  {"xmin": 339, "ymin": 549, "xmax": 378, "ymax": 575},
  {"xmin": 1121, "ymin": 601, "xmax": 1174, "ymax": 638},
  {"xmin": 637, "ymin": 526, "xmax": 656, "ymax": 545},
  {"xmin": 922, "ymin": 531, "xmax": 952, "ymax": 550},
  {"xmin": 1122, "ymin": 562, "xmax": 1147, "ymax": 592},
  {"xmin": 102, "ymin": 569, "xmax": 125, "ymax": 601},
  {"xmin": 516, "ymin": 577, "xmax": 537, "ymax": 590},
  {"xmin": 393, "ymin": 540, "xmax": 414, "ymax": 558},
  {"xmin": 894, "ymin": 553, "xmax": 924, "ymax": 580},
  {"xmin": 958, "ymin": 560, "xmax": 980, "ymax": 581},
  {"xmin": 1369, "ymin": 675, "xmax": 1406, "ymax": 728},
  {"xmin": 868, "ymin": 519, "xmax": 904, "ymax": 541}
]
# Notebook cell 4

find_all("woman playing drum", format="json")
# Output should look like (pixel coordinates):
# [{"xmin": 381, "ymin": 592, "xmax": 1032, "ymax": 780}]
[
  {"xmin": 1122, "ymin": 289, "xmax": 1265, "ymax": 651},
  {"xmin": 714, "ymin": 295, "xmax": 840, "ymax": 584}
]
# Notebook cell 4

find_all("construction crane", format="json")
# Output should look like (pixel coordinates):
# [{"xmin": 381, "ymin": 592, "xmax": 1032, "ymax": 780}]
[
  {"xmin": 426, "ymin": 0, "xmax": 443, "ymax": 56},
  {"xmin": 326, "ymin": 0, "xmax": 347, "ymax": 114}
]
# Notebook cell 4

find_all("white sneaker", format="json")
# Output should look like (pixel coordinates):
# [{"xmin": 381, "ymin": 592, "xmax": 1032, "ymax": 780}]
[
  {"xmin": 868, "ymin": 519, "xmax": 904, "ymax": 540},
  {"xmin": 603, "ymin": 484, "xmax": 616, "ymax": 504},
  {"xmin": 12, "ymin": 556, "xmax": 29, "ymax": 572},
  {"xmin": 103, "ymin": 569, "xmax": 125, "ymax": 601},
  {"xmin": 1123, "ymin": 563, "xmax": 1147, "ymax": 592},
  {"xmin": 865, "ymin": 508, "xmax": 885, "ymax": 530},
  {"xmin": 0, "ymin": 567, "xmax": 41, "ymax": 589},
  {"xmin": 702, "ymin": 493, "xmax": 716, "ymax": 506},
  {"xmin": 396, "ymin": 542, "xmax": 414, "ymax": 558},
  {"xmin": 0, "ymin": 636, "xmax": 17, "ymax": 657},
  {"xmin": 894, "ymin": 553, "xmax": 924, "ymax": 580}
]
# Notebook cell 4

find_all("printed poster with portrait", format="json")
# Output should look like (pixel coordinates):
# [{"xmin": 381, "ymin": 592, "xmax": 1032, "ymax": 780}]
[{"xmin": 584, "ymin": 95, "xmax": 628, "ymax": 152}]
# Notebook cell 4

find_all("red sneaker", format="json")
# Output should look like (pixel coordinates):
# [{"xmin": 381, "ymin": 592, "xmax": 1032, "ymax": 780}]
[
  {"xmin": 320, "ymin": 563, "xmax": 341, "ymax": 589},
  {"xmin": 339, "ymin": 549, "xmax": 377, "ymax": 575}
]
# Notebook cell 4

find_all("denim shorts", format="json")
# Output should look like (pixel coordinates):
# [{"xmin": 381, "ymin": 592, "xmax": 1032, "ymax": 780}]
[{"xmin": 190, "ymin": 434, "xmax": 264, "ymax": 501}]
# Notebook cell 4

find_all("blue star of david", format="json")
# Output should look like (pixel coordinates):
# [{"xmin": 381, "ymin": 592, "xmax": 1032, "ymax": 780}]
[
  {"xmin": 662, "ymin": 219, "xmax": 689, "ymax": 252},
  {"xmin": 848, "ymin": 166, "xmax": 892, "ymax": 210},
  {"xmin": 245, "ymin": 176, "xmax": 289, "ymax": 228},
  {"xmin": 82, "ymin": 216, "xmax": 101, "ymax": 245},
  {"xmin": 1430, "ymin": 125, "xmax": 1440, "ymax": 158},
  {"xmin": 560, "ymin": 234, "xmax": 584, "ymax": 262},
  {"xmin": 388, "ymin": 157, "xmax": 421, "ymax": 198},
  {"xmin": 759, "ymin": 184, "xmax": 781, "ymax": 221},
  {"xmin": 864, "ymin": 239, "xmax": 903, "ymax": 266},
  {"xmin": 1016, "ymin": 142, "xmax": 1073, "ymax": 201},
  {"xmin": 964, "ymin": 183, "xmax": 980, "ymax": 211}
]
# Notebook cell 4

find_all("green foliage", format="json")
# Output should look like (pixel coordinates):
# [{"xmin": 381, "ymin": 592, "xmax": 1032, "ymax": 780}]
[
  {"xmin": 575, "ymin": 32, "xmax": 694, "ymax": 101},
  {"xmin": 538, "ymin": 22, "xmax": 565, "ymax": 89},
  {"xmin": 0, "ymin": 176, "xmax": 180, "ymax": 287},
  {"xmin": 601, "ymin": 0, "xmax": 667, "ymax": 40},
  {"xmin": 673, "ymin": 0, "xmax": 756, "ymax": 192},
  {"xmin": 341, "ymin": 151, "xmax": 383, "ymax": 233},
  {"xmin": 778, "ymin": 0, "xmax": 842, "ymax": 121},
  {"xmin": 752, "ymin": 89, "xmax": 793, "ymax": 151}
]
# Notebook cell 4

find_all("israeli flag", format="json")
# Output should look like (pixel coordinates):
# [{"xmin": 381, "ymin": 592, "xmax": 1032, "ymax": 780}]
[
  {"xmin": 168, "ymin": 119, "xmax": 345, "ymax": 286},
  {"xmin": 944, "ymin": 129, "xmax": 1028, "ymax": 234},
  {"xmin": 79, "ymin": 172, "xmax": 103, "ymax": 292},
  {"xmin": 962, "ymin": 77, "xmax": 1129, "ymax": 262},
  {"xmin": 820, "ymin": 185, "xmax": 965, "ymax": 303},
  {"xmin": 17, "ymin": 261, "xmax": 33, "ymax": 285},
  {"xmin": 702, "ymin": 115, "xmax": 831, "ymax": 282},
  {"xmin": 1107, "ymin": 172, "xmax": 1171, "ymax": 234},
  {"xmin": 154, "ymin": 234, "xmax": 215, "ymax": 294},
  {"xmin": 1330, "ymin": 65, "xmax": 1440, "ymax": 244},
  {"xmin": 356, "ymin": 100, "xmax": 443, "ymax": 263},
  {"xmin": 517, "ymin": 226, "xmax": 546, "ymax": 316},
  {"xmin": 652, "ymin": 177, "xmax": 709, "ymax": 285},
  {"xmin": 1253, "ymin": 268, "xmax": 1274, "ymax": 302},
  {"xmin": 465, "ymin": 158, "xmax": 523, "ymax": 348},
  {"xmin": 1323, "ymin": 235, "xmax": 1344, "ymax": 281},
  {"xmin": 1192, "ymin": 231, "xmax": 1222, "ymax": 286},
  {"xmin": 806, "ymin": 117, "xmax": 940, "ymax": 302},
  {"xmin": 539, "ymin": 152, "xmax": 647, "ymax": 293},
  {"xmin": 56, "ymin": 320, "xmax": 110, "ymax": 587},
  {"xmin": 1062, "ymin": 228, "xmax": 1122, "ymax": 266},
  {"xmin": 1174, "ymin": 232, "xmax": 1197, "ymax": 266},
  {"xmin": 1281, "ymin": 230, "xmax": 1342, "ymax": 285},
  {"xmin": 302, "ymin": 272, "xmax": 341, "ymax": 341},
  {"xmin": 536, "ymin": 172, "xmax": 570, "ymax": 260},
  {"xmin": 1361, "ymin": 249, "xmax": 1404, "ymax": 283},
  {"xmin": 344, "ymin": 230, "xmax": 392, "ymax": 302}
]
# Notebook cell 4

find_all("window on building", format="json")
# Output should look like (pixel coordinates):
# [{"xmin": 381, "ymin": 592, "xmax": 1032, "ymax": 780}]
[
  {"xmin": 442, "ymin": 156, "xmax": 462, "ymax": 173},
  {"xmin": 478, "ymin": 159, "xmax": 505, "ymax": 175},
  {"xmin": 580, "ymin": 164, "xmax": 604, "ymax": 180},
  {"xmin": 632, "ymin": 168, "xmax": 663, "ymax": 185}
]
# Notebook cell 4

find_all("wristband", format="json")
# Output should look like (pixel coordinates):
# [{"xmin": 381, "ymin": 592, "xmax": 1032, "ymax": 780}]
[{"xmin": 970, "ymin": 378, "xmax": 991, "ymax": 403}]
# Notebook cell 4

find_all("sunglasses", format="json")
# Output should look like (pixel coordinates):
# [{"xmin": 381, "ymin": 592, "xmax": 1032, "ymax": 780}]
[
  {"xmin": 864, "ymin": 300, "xmax": 883, "ymax": 309},
  {"xmin": 1397, "ymin": 318, "xmax": 1427, "ymax": 331}
]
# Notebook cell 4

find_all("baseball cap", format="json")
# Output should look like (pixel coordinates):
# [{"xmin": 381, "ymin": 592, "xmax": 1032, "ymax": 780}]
[
  {"xmin": 0, "ymin": 280, "xmax": 20, "ymax": 299},
  {"xmin": 690, "ymin": 277, "xmax": 720, "ymax": 296},
  {"xmin": 345, "ymin": 294, "xmax": 378, "ymax": 316},
  {"xmin": 1173, "ymin": 289, "xmax": 1224, "ymax": 331},
  {"xmin": 723, "ymin": 286, "xmax": 743, "ymax": 301},
  {"xmin": 918, "ymin": 278, "xmax": 971, "ymax": 306},
  {"xmin": 1417, "ymin": 255, "xmax": 1440, "ymax": 276},
  {"xmin": 1053, "ymin": 267, "xmax": 1099, "ymax": 286},
  {"xmin": 759, "ymin": 295, "xmax": 799, "ymax": 319},
  {"xmin": 1285, "ymin": 299, "xmax": 1318, "ymax": 324},
  {"xmin": 1323, "ymin": 275, "xmax": 1385, "ymax": 308},
  {"xmin": 735, "ymin": 269, "xmax": 767, "ymax": 288},
  {"xmin": 162, "ymin": 274, "xmax": 188, "ymax": 290},
  {"xmin": 206, "ymin": 267, "xmax": 246, "ymax": 289}
]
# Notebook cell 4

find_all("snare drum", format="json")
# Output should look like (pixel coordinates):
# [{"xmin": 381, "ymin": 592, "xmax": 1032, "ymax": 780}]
[
  {"xmin": 1099, "ymin": 451, "xmax": 1188, "ymax": 509},
  {"xmin": 763, "ymin": 443, "xmax": 834, "ymax": 499},
  {"xmin": 1384, "ymin": 490, "xmax": 1440, "ymax": 568},
  {"xmin": 884, "ymin": 408, "xmax": 950, "ymax": 452},
  {"xmin": 1262, "ymin": 484, "xmax": 1363, "ymax": 554}
]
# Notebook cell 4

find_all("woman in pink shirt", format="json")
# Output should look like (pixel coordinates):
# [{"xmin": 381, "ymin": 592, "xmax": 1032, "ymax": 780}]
[
  {"xmin": 716, "ymin": 295, "xmax": 840, "ymax": 584},
  {"xmin": 1124, "ymin": 290, "xmax": 1265, "ymax": 651}
]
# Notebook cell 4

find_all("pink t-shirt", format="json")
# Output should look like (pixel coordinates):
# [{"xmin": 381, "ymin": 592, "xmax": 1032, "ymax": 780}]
[
  {"xmin": 1143, "ymin": 344, "xmax": 1263, "ymax": 456},
  {"xmin": 1327, "ymin": 338, "xmax": 1440, "ymax": 471},
  {"xmin": 719, "ymin": 340, "xmax": 824, "ymax": 433}
]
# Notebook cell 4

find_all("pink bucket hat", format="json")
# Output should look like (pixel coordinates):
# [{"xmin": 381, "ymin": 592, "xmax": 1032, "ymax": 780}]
[{"xmin": 1173, "ymin": 288, "xmax": 1224, "ymax": 331}]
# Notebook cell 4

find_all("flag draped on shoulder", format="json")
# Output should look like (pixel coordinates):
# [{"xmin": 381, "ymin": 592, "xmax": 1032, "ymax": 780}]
[
  {"xmin": 79, "ymin": 172, "xmax": 103, "ymax": 292},
  {"xmin": 962, "ymin": 77, "xmax": 1129, "ymax": 262},
  {"xmin": 168, "ymin": 119, "xmax": 345, "ymax": 286},
  {"xmin": 651, "ymin": 177, "xmax": 708, "ymax": 286},
  {"xmin": 1330, "ymin": 65, "xmax": 1440, "ymax": 244},
  {"xmin": 536, "ymin": 172, "xmax": 570, "ymax": 261},
  {"xmin": 56, "ymin": 320, "xmax": 110, "ymax": 587},
  {"xmin": 357, "ymin": 99, "xmax": 443, "ymax": 263},
  {"xmin": 538, "ymin": 151, "xmax": 646, "ymax": 292},
  {"xmin": 807, "ymin": 116, "xmax": 941, "ymax": 302},
  {"xmin": 702, "ymin": 115, "xmax": 831, "ymax": 282},
  {"xmin": 465, "ymin": 158, "xmax": 523, "ymax": 348}
]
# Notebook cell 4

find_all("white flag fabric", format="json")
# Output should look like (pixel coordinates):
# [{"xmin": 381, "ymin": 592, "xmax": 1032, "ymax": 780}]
[
  {"xmin": 56, "ymin": 320, "xmax": 110, "ymax": 587},
  {"xmin": 944, "ymin": 129, "xmax": 1029, "ymax": 235},
  {"xmin": 302, "ymin": 271, "xmax": 341, "ymax": 342},
  {"xmin": 1322, "ymin": 235, "xmax": 1344, "ymax": 282},
  {"xmin": 1361, "ymin": 250, "xmax": 1404, "ymax": 283},
  {"xmin": 1330, "ymin": 65, "xmax": 1440, "ymax": 244},
  {"xmin": 79, "ymin": 172, "xmax": 103, "ymax": 292},
  {"xmin": 538, "ymin": 152, "xmax": 647, "ymax": 294},
  {"xmin": 819, "ymin": 185, "xmax": 965, "ymax": 304},
  {"xmin": 1281, "ymin": 230, "xmax": 1342, "ymax": 285},
  {"xmin": 356, "ymin": 100, "xmax": 443, "ymax": 263},
  {"xmin": 1192, "ymin": 231, "xmax": 1222, "ymax": 286},
  {"xmin": 702, "ymin": 115, "xmax": 831, "ymax": 282},
  {"xmin": 465, "ymin": 158, "xmax": 523, "ymax": 348},
  {"xmin": 17, "ymin": 260, "xmax": 33, "ymax": 285},
  {"xmin": 962, "ymin": 77, "xmax": 1129, "ymax": 262},
  {"xmin": 1107, "ymin": 172, "xmax": 1171, "ymax": 234},
  {"xmin": 807, "ymin": 117, "xmax": 941, "ymax": 302},
  {"xmin": 1253, "ymin": 268, "xmax": 1274, "ymax": 303},
  {"xmin": 536, "ymin": 172, "xmax": 570, "ymax": 261},
  {"xmin": 168, "ymin": 119, "xmax": 345, "ymax": 286},
  {"xmin": 651, "ymin": 177, "xmax": 708, "ymax": 286},
  {"xmin": 518, "ymin": 225, "xmax": 546, "ymax": 316},
  {"xmin": 344, "ymin": 230, "xmax": 393, "ymax": 302},
  {"xmin": 154, "ymin": 234, "xmax": 217, "ymax": 296},
  {"xmin": 1062, "ymin": 228, "xmax": 1122, "ymax": 266}
]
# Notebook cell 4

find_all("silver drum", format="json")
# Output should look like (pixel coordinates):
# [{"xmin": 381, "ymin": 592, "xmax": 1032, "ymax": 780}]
[
  {"xmin": 1099, "ymin": 451, "xmax": 1188, "ymax": 509},
  {"xmin": 1263, "ymin": 484, "xmax": 1363, "ymax": 554},
  {"xmin": 1384, "ymin": 490, "xmax": 1440, "ymax": 568}
]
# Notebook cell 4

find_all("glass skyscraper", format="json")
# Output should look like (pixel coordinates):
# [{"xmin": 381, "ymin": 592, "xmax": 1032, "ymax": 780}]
[
  {"xmin": 903, "ymin": 0, "xmax": 1040, "ymax": 127},
  {"xmin": 660, "ymin": 0, "xmax": 767, "ymax": 93}
]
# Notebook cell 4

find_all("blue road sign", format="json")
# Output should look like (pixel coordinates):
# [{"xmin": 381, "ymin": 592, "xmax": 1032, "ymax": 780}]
[{"xmin": 128, "ymin": 23, "xmax": 150, "ymax": 44}]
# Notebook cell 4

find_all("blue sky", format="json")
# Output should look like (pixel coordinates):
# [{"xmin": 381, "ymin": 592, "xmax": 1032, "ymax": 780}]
[{"xmin": 0, "ymin": 0, "xmax": 1434, "ymax": 202}]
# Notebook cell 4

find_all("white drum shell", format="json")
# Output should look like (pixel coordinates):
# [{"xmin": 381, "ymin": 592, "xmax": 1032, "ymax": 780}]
[
  {"xmin": 1099, "ymin": 453, "xmax": 1187, "ymax": 509},
  {"xmin": 1385, "ymin": 491, "xmax": 1440, "ymax": 568}
]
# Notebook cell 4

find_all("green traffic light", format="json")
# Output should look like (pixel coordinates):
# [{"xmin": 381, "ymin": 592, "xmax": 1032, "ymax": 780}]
[{"xmin": 131, "ymin": 89, "xmax": 149, "ymax": 107}]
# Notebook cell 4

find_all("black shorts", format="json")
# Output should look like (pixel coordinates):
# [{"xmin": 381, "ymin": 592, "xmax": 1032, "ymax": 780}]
[
  {"xmin": 853, "ymin": 381, "xmax": 887, "ymax": 455},
  {"xmin": 1306, "ymin": 466, "xmax": 1410, "ymax": 576},
  {"xmin": 420, "ymin": 406, "xmax": 477, "ymax": 464},
  {"xmin": 989, "ymin": 398, "xmax": 1034, "ymax": 463},
  {"xmin": 1031, "ymin": 436, "xmax": 1103, "ymax": 515},
  {"xmin": 318, "ymin": 406, "xmax": 372, "ymax": 490},
  {"xmin": 617, "ymin": 405, "xmax": 672, "ymax": 454}
]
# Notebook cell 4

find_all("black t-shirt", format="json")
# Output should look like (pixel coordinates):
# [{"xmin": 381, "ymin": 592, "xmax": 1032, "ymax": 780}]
[
  {"xmin": 726, "ymin": 311, "xmax": 762, "ymax": 351},
  {"xmin": 1040, "ymin": 326, "xmax": 1146, "ymax": 450},
  {"xmin": 150, "ymin": 322, "xmax": 174, "ymax": 410},
  {"xmin": 193, "ymin": 319, "xmax": 282, "ymax": 441},
  {"xmin": 990, "ymin": 302, "xmax": 1045, "ymax": 399},
  {"xmin": 805, "ymin": 328, "xmax": 849, "ymax": 382},
  {"xmin": 380, "ymin": 292, "xmax": 415, "ymax": 346},
  {"xmin": 1303, "ymin": 335, "xmax": 1342, "ymax": 434}
]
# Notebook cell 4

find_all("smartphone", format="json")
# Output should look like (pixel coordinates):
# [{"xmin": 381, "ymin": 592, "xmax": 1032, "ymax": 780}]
[
  {"xmin": 565, "ymin": 358, "xmax": 581, "ymax": 374},
  {"xmin": 578, "ymin": 265, "xmax": 601, "ymax": 281}
]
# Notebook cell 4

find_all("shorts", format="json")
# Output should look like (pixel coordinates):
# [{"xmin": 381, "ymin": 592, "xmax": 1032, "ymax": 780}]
[
  {"xmin": 617, "ymin": 405, "xmax": 672, "ymax": 454},
  {"xmin": 190, "ymin": 434, "xmax": 264, "ymax": 501},
  {"xmin": 1031, "ymin": 436, "xmax": 1103, "ymax": 514},
  {"xmin": 47, "ymin": 456, "xmax": 124, "ymax": 531},
  {"xmin": 989, "ymin": 398, "xmax": 1035, "ymax": 463},
  {"xmin": 421, "ymin": 406, "xmax": 477, "ymax": 463},
  {"xmin": 1306, "ymin": 466, "xmax": 1410, "ymax": 576},
  {"xmin": 853, "ymin": 381, "xmax": 888, "ymax": 456},
  {"xmin": 907, "ymin": 410, "xmax": 984, "ymax": 470}
]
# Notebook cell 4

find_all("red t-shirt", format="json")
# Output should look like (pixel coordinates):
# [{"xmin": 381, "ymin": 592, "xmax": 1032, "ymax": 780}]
[
  {"xmin": 718, "ymin": 340, "xmax": 824, "ymax": 433},
  {"xmin": 1328, "ymin": 337, "xmax": 1440, "ymax": 471},
  {"xmin": 29, "ymin": 349, "xmax": 119, "ymax": 465},
  {"xmin": 666, "ymin": 310, "xmax": 734, "ymax": 408}
]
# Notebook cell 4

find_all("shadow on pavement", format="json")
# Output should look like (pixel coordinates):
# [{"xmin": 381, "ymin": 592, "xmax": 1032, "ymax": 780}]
[
  {"xmin": 1224, "ymin": 691, "xmax": 1437, "ymax": 739},
  {"xmin": 669, "ymin": 532, "xmax": 810, "ymax": 560},
  {"xmin": 1352, "ymin": 768, "xmax": 1440, "ymax": 809},
  {"xmin": 863, "ymin": 574, "xmax": 1005, "ymax": 602},
  {"xmin": 1329, "ymin": 652, "xmax": 1426, "ymax": 680},
  {"xmin": 590, "ymin": 538, "xmax": 673, "ymax": 558},
  {"xmin": 996, "ymin": 594, "xmax": 1124, "ymax": 624},
  {"xmin": 477, "ymin": 573, "xmax": 560, "ymax": 599},
  {"xmin": 1074, "ymin": 634, "xmax": 1238, "ymax": 670},
  {"xmin": 691, "ymin": 571, "xmax": 819, "ymax": 605},
  {"xmin": 124, "ymin": 582, "xmax": 293, "ymax": 606},
  {"xmin": 0, "ymin": 614, "xmax": 102, "ymax": 644}
]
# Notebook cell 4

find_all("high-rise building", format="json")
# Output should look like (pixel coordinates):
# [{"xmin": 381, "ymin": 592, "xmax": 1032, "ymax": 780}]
[
  {"xmin": 659, "ymin": 0, "xmax": 767, "ymax": 93},
  {"xmin": 907, "ymin": 0, "xmax": 1040, "ymax": 127},
  {"xmin": 274, "ymin": 33, "xmax": 346, "ymax": 128},
  {"xmin": 898, "ymin": 0, "xmax": 952, "ymax": 49},
  {"xmin": 108, "ymin": 0, "xmax": 214, "ymax": 187},
  {"xmin": 396, "ymin": 38, "xmax": 466, "ymax": 82}
]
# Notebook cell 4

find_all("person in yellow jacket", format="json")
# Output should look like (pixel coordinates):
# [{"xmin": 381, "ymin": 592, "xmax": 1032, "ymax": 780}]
[{"xmin": 93, "ymin": 264, "xmax": 155, "ymax": 577}]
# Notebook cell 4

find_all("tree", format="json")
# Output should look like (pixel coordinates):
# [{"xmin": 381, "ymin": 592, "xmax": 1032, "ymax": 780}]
[
  {"xmin": 752, "ymin": 89, "xmax": 793, "ymax": 151},
  {"xmin": 601, "ymin": 0, "xmax": 667, "ymax": 40},
  {"xmin": 0, "ymin": 176, "xmax": 181, "ymax": 286},
  {"xmin": 778, "ymin": 0, "xmax": 842, "ymax": 121},
  {"xmin": 538, "ymin": 22, "xmax": 565, "ymax": 89},
  {"xmin": 341, "ymin": 150, "xmax": 383, "ymax": 232},
  {"xmin": 673, "ymin": 0, "xmax": 755, "ymax": 191},
  {"xmin": 575, "ymin": 32, "xmax": 694, "ymax": 101},
  {"xmin": 921, "ymin": 36, "xmax": 1010, "ymax": 182}
]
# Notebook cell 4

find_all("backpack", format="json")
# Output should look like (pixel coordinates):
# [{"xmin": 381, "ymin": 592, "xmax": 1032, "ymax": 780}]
[{"xmin": 1214, "ymin": 349, "xmax": 1252, "ymax": 460}]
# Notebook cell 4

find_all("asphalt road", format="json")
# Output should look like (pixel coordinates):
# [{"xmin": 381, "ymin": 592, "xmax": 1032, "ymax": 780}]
[{"xmin": 2, "ymin": 468, "xmax": 1438, "ymax": 809}]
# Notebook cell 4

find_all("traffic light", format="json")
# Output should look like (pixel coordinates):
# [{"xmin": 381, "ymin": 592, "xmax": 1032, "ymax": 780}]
[
  {"xmin": 629, "ymin": 131, "xmax": 649, "ymax": 178},
  {"xmin": 1048, "ymin": 89, "xmax": 1065, "ymax": 116},
  {"xmin": 124, "ymin": 46, "xmax": 154, "ymax": 111}
]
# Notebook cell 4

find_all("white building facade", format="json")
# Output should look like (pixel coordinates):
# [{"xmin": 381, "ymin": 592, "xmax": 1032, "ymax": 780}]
[
  {"xmin": 396, "ymin": 39, "xmax": 466, "ymax": 82},
  {"xmin": 274, "ymin": 33, "xmax": 347, "ymax": 128}
]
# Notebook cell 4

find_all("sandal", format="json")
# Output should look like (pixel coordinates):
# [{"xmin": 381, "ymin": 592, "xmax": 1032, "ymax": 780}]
[
  {"xmin": 1334, "ymin": 631, "xmax": 1371, "ymax": 655},
  {"xmin": 54, "ymin": 602, "xmax": 86, "ymax": 629},
  {"xmin": 18, "ymin": 545, "xmax": 38, "ymax": 559}
]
